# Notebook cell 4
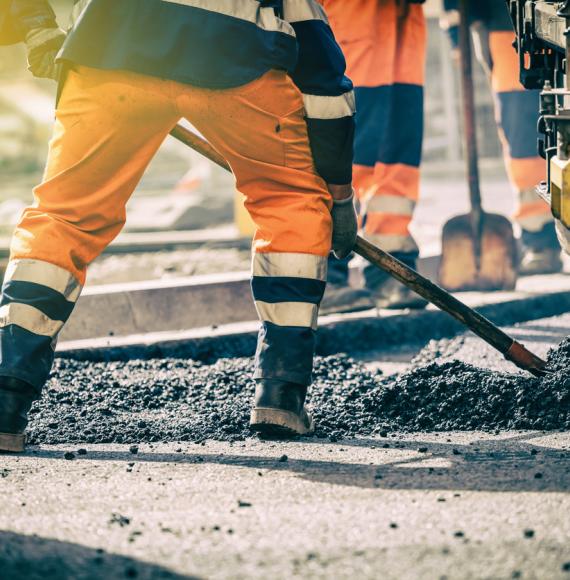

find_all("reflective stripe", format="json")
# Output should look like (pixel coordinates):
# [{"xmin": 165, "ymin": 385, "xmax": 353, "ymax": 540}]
[
  {"xmin": 253, "ymin": 253, "xmax": 327, "ymax": 281},
  {"xmin": 161, "ymin": 0, "xmax": 295, "ymax": 36},
  {"xmin": 283, "ymin": 0, "xmax": 328, "ymax": 24},
  {"xmin": 519, "ymin": 187, "xmax": 542, "ymax": 206},
  {"xmin": 303, "ymin": 92, "xmax": 355, "ymax": 120},
  {"xmin": 365, "ymin": 233, "xmax": 419, "ymax": 254},
  {"xmin": 0, "ymin": 303, "xmax": 64, "ymax": 338},
  {"xmin": 4, "ymin": 260, "xmax": 82, "ymax": 302},
  {"xmin": 367, "ymin": 195, "xmax": 416, "ymax": 216},
  {"xmin": 441, "ymin": 10, "xmax": 459, "ymax": 30},
  {"xmin": 255, "ymin": 301, "xmax": 318, "ymax": 330},
  {"xmin": 517, "ymin": 213, "xmax": 553, "ymax": 232},
  {"xmin": 70, "ymin": 0, "xmax": 90, "ymax": 27}
]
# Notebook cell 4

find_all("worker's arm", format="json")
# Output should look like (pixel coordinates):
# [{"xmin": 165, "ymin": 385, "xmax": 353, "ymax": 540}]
[
  {"xmin": 0, "ymin": 0, "xmax": 65, "ymax": 79},
  {"xmin": 288, "ymin": 9, "xmax": 354, "ymax": 190},
  {"xmin": 287, "ymin": 3, "xmax": 356, "ymax": 257}
]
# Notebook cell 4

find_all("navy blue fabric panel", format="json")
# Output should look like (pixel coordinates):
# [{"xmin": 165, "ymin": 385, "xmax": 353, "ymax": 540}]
[
  {"xmin": 289, "ymin": 20, "xmax": 352, "ymax": 97},
  {"xmin": 354, "ymin": 84, "xmax": 424, "ymax": 168},
  {"xmin": 0, "ymin": 325, "xmax": 54, "ymax": 392},
  {"xmin": 1, "ymin": 280, "xmax": 75, "ymax": 322},
  {"xmin": 60, "ymin": 0, "xmax": 298, "ymax": 89},
  {"xmin": 496, "ymin": 90, "xmax": 540, "ymax": 159},
  {"xmin": 306, "ymin": 116, "xmax": 354, "ymax": 184},
  {"xmin": 254, "ymin": 322, "xmax": 315, "ymax": 385},
  {"xmin": 251, "ymin": 276, "xmax": 326, "ymax": 305}
]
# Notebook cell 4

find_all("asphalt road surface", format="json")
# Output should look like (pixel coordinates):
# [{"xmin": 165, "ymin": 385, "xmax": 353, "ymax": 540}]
[{"xmin": 2, "ymin": 314, "xmax": 570, "ymax": 579}]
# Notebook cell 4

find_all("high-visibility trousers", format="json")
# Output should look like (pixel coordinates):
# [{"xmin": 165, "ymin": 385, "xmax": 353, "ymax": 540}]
[
  {"xmin": 0, "ymin": 66, "xmax": 332, "ymax": 391},
  {"xmin": 321, "ymin": 0, "xmax": 426, "ymax": 256},
  {"xmin": 485, "ymin": 30, "xmax": 552, "ymax": 234}
]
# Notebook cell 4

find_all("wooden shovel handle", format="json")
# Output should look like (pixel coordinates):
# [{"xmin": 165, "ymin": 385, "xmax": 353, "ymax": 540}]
[{"xmin": 459, "ymin": 0, "xmax": 482, "ymax": 216}]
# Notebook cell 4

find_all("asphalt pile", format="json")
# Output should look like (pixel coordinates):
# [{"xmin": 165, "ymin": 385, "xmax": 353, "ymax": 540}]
[{"xmin": 27, "ymin": 338, "xmax": 570, "ymax": 444}]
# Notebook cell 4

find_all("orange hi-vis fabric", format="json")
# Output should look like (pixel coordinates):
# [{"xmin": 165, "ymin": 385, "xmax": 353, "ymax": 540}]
[
  {"xmin": 320, "ymin": 0, "xmax": 426, "ymax": 254},
  {"xmin": 3, "ymin": 66, "xmax": 332, "ymax": 389},
  {"xmin": 487, "ymin": 31, "xmax": 551, "ymax": 233}
]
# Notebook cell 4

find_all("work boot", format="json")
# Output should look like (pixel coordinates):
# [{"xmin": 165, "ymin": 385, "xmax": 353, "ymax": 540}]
[
  {"xmin": 320, "ymin": 285, "xmax": 375, "ymax": 315},
  {"xmin": 0, "ymin": 377, "xmax": 37, "ymax": 453},
  {"xmin": 364, "ymin": 253, "xmax": 428, "ymax": 310},
  {"xmin": 520, "ymin": 223, "xmax": 563, "ymax": 276},
  {"xmin": 250, "ymin": 379, "xmax": 314, "ymax": 438},
  {"xmin": 320, "ymin": 253, "xmax": 375, "ymax": 315}
]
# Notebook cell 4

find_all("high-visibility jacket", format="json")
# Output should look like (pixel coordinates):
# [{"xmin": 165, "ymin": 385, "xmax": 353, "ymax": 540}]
[{"xmin": 1, "ymin": 0, "xmax": 355, "ymax": 185}]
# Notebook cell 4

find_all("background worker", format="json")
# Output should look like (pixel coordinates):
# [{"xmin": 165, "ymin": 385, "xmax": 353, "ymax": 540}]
[
  {"xmin": 319, "ymin": 0, "xmax": 428, "ymax": 314},
  {"xmin": 0, "ymin": 0, "xmax": 357, "ymax": 451},
  {"xmin": 442, "ymin": 0, "xmax": 561, "ymax": 275}
]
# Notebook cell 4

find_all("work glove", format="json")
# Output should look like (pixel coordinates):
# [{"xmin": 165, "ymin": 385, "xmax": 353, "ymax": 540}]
[
  {"xmin": 25, "ymin": 27, "xmax": 66, "ymax": 80},
  {"xmin": 331, "ymin": 190, "xmax": 358, "ymax": 260}
]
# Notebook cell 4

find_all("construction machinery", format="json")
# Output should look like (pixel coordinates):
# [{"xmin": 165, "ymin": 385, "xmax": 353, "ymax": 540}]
[{"xmin": 508, "ymin": 0, "xmax": 570, "ymax": 252}]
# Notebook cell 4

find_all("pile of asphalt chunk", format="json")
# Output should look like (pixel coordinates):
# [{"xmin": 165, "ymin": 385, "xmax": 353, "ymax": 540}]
[{"xmin": 27, "ymin": 338, "xmax": 570, "ymax": 444}]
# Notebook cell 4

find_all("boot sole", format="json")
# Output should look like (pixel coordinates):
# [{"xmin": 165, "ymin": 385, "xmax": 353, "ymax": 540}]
[
  {"xmin": 0, "ymin": 432, "xmax": 25, "ymax": 453},
  {"xmin": 250, "ymin": 408, "xmax": 315, "ymax": 438}
]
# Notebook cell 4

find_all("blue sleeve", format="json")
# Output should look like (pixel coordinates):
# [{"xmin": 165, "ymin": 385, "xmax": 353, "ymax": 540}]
[{"xmin": 287, "ymin": 6, "xmax": 355, "ymax": 185}]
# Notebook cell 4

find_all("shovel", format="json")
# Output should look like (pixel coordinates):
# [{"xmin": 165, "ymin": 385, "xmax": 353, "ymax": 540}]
[
  {"xmin": 438, "ymin": 0, "xmax": 518, "ymax": 291},
  {"xmin": 168, "ymin": 125, "xmax": 547, "ymax": 377}
]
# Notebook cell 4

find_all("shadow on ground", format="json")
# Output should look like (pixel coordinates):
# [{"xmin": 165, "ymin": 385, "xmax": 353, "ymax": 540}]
[
  {"xmin": 29, "ymin": 432, "xmax": 570, "ymax": 493},
  {"xmin": 0, "ymin": 531, "xmax": 199, "ymax": 580}
]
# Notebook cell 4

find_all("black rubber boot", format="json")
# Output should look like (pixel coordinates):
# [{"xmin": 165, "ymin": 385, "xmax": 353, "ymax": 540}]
[
  {"xmin": 365, "ymin": 253, "xmax": 428, "ymax": 310},
  {"xmin": 0, "ymin": 377, "xmax": 37, "ymax": 453},
  {"xmin": 250, "ymin": 379, "xmax": 314, "ymax": 438},
  {"xmin": 321, "ymin": 253, "xmax": 375, "ymax": 315}
]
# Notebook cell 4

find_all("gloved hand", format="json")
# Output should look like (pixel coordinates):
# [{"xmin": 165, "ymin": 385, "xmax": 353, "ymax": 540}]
[
  {"xmin": 330, "ymin": 189, "xmax": 358, "ymax": 259},
  {"xmin": 25, "ymin": 27, "xmax": 66, "ymax": 80}
]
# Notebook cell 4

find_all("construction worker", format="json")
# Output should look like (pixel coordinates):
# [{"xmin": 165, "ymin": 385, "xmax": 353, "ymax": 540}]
[
  {"xmin": 442, "ymin": 0, "xmax": 561, "ymax": 275},
  {"xmin": 319, "ymin": 0, "xmax": 428, "ymax": 314},
  {"xmin": 0, "ymin": 0, "xmax": 357, "ymax": 451}
]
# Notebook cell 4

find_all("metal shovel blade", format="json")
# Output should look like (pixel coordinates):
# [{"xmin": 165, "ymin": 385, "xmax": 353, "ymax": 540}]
[{"xmin": 438, "ymin": 211, "xmax": 518, "ymax": 292}]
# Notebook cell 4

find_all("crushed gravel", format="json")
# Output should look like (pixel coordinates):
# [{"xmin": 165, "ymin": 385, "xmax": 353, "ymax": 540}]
[{"xmin": 26, "ymin": 336, "xmax": 570, "ymax": 444}]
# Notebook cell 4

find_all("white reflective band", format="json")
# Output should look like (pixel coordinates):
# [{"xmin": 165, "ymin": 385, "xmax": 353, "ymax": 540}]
[
  {"xmin": 0, "ymin": 303, "xmax": 64, "ymax": 338},
  {"xmin": 440, "ymin": 10, "xmax": 459, "ymax": 30},
  {"xmin": 365, "ymin": 233, "xmax": 419, "ymax": 254},
  {"xmin": 253, "ymin": 253, "xmax": 327, "ymax": 281},
  {"xmin": 302, "ymin": 92, "xmax": 355, "ymax": 120},
  {"xmin": 4, "ymin": 259, "xmax": 82, "ymax": 302},
  {"xmin": 367, "ymin": 195, "xmax": 416, "ymax": 216},
  {"xmin": 161, "ymin": 0, "xmax": 295, "ymax": 36},
  {"xmin": 255, "ymin": 301, "xmax": 318, "ymax": 330},
  {"xmin": 283, "ymin": 0, "xmax": 328, "ymax": 24},
  {"xmin": 519, "ymin": 187, "xmax": 542, "ymax": 205},
  {"xmin": 69, "ymin": 0, "xmax": 90, "ymax": 27},
  {"xmin": 517, "ymin": 213, "xmax": 554, "ymax": 233}
]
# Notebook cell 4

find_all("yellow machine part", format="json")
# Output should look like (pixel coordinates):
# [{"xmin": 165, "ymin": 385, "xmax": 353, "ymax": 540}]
[{"xmin": 549, "ymin": 156, "xmax": 570, "ymax": 228}]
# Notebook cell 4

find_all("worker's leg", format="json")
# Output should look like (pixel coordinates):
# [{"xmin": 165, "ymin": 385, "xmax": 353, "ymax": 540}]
[
  {"xmin": 177, "ymin": 70, "xmax": 331, "ymax": 396},
  {"xmin": 487, "ymin": 29, "xmax": 560, "ymax": 273},
  {"xmin": 0, "ymin": 66, "xmax": 179, "ymax": 392},
  {"xmin": 359, "ymin": 2, "xmax": 427, "ymax": 307}
]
